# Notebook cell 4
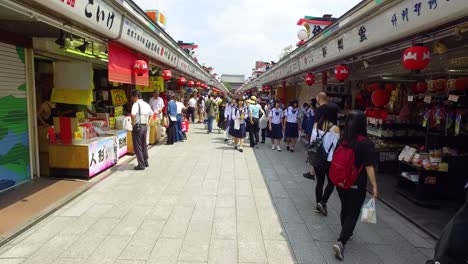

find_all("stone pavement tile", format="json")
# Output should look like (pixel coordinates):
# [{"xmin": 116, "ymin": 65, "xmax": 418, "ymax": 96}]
[
  {"xmin": 208, "ymin": 239, "xmax": 237, "ymax": 264},
  {"xmin": 86, "ymin": 217, "xmax": 121, "ymax": 236},
  {"xmin": 418, "ymin": 247, "xmax": 434, "ymax": 259},
  {"xmin": 119, "ymin": 219, "xmax": 166, "ymax": 261},
  {"xmin": 200, "ymin": 179, "xmax": 219, "ymax": 196},
  {"xmin": 305, "ymin": 220, "xmax": 339, "ymax": 242},
  {"xmin": 60, "ymin": 215, "xmax": 99, "ymax": 235},
  {"xmin": 114, "ymin": 260, "xmax": 146, "ymax": 264},
  {"xmin": 84, "ymin": 204, "xmax": 114, "ymax": 218},
  {"xmin": 177, "ymin": 189, "xmax": 201, "ymax": 208},
  {"xmin": 178, "ymin": 220, "xmax": 212, "ymax": 262},
  {"xmin": 59, "ymin": 196, "xmax": 96, "ymax": 217},
  {"xmin": 52, "ymin": 258, "xmax": 84, "ymax": 264},
  {"xmin": 274, "ymin": 197, "xmax": 304, "ymax": 223},
  {"xmin": 237, "ymin": 221, "xmax": 267, "ymax": 263},
  {"xmin": 264, "ymin": 239, "xmax": 297, "ymax": 264},
  {"xmin": 367, "ymin": 244, "xmax": 416, "ymax": 264},
  {"xmin": 104, "ymin": 203, "xmax": 133, "ymax": 219},
  {"xmin": 215, "ymin": 194, "xmax": 235, "ymax": 208},
  {"xmin": 267, "ymin": 181, "xmax": 289, "ymax": 198},
  {"xmin": 316, "ymin": 240, "xmax": 383, "ymax": 264},
  {"xmin": 0, "ymin": 259, "xmax": 25, "ymax": 264},
  {"xmin": 236, "ymin": 196, "xmax": 259, "ymax": 221},
  {"xmin": 191, "ymin": 196, "xmax": 216, "ymax": 221},
  {"xmin": 21, "ymin": 234, "xmax": 79, "ymax": 264},
  {"xmin": 283, "ymin": 222, "xmax": 326, "ymax": 264},
  {"xmin": 111, "ymin": 205, "xmax": 153, "ymax": 236},
  {"xmin": 235, "ymin": 180, "xmax": 253, "ymax": 197},
  {"xmin": 148, "ymin": 238, "xmax": 183, "ymax": 263},
  {"xmin": 160, "ymin": 207, "xmax": 195, "ymax": 238},
  {"xmin": 149, "ymin": 195, "xmax": 179, "ymax": 220},
  {"xmin": 368, "ymin": 238, "xmax": 430, "ymax": 264},
  {"xmin": 217, "ymin": 178, "xmax": 235, "ymax": 196},
  {"xmin": 257, "ymin": 207, "xmax": 288, "ymax": 241},
  {"xmin": 250, "ymin": 173, "xmax": 267, "ymax": 189},
  {"xmin": 212, "ymin": 207, "xmax": 236, "ymax": 240},
  {"xmin": 353, "ymin": 223, "xmax": 389, "ymax": 245},
  {"xmin": 83, "ymin": 235, "xmax": 131, "ymax": 264}
]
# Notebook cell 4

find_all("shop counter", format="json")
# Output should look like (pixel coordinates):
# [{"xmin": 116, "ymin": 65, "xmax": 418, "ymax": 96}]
[
  {"xmin": 127, "ymin": 131, "xmax": 134, "ymax": 154},
  {"xmin": 49, "ymin": 136, "xmax": 118, "ymax": 178},
  {"xmin": 104, "ymin": 130, "xmax": 128, "ymax": 158}
]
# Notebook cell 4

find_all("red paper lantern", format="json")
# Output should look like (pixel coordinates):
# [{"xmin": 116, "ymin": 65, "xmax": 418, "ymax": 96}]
[
  {"xmin": 187, "ymin": 80, "xmax": 195, "ymax": 87},
  {"xmin": 195, "ymin": 81, "xmax": 201, "ymax": 88},
  {"xmin": 162, "ymin": 69, "xmax": 172, "ymax": 81},
  {"xmin": 334, "ymin": 65, "xmax": 349, "ymax": 81},
  {"xmin": 414, "ymin": 82, "xmax": 427, "ymax": 93},
  {"xmin": 367, "ymin": 83, "xmax": 380, "ymax": 92},
  {"xmin": 371, "ymin": 89, "xmax": 390, "ymax": 107},
  {"xmin": 305, "ymin": 73, "xmax": 315, "ymax": 86},
  {"xmin": 178, "ymin": 77, "xmax": 187, "ymax": 86},
  {"xmin": 402, "ymin": 46, "xmax": 430, "ymax": 71},
  {"xmin": 133, "ymin": 60, "xmax": 148, "ymax": 76}
]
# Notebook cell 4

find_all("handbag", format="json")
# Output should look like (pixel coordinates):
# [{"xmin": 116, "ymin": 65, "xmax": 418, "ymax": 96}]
[
  {"xmin": 307, "ymin": 127, "xmax": 333, "ymax": 167},
  {"xmin": 133, "ymin": 103, "xmax": 142, "ymax": 133},
  {"xmin": 161, "ymin": 115, "xmax": 169, "ymax": 128}
]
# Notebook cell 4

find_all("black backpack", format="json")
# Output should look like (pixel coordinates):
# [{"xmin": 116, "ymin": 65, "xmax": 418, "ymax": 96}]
[{"xmin": 307, "ymin": 127, "xmax": 333, "ymax": 168}]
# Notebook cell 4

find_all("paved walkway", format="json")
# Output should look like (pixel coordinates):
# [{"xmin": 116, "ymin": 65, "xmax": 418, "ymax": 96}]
[{"xmin": 0, "ymin": 124, "xmax": 435, "ymax": 264}]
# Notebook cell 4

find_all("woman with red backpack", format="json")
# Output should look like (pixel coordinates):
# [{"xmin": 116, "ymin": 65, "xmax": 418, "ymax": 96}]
[{"xmin": 331, "ymin": 110, "xmax": 378, "ymax": 261}]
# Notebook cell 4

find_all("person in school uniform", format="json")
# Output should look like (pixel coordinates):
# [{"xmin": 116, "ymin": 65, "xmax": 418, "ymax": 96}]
[
  {"xmin": 130, "ymin": 90, "xmax": 154, "ymax": 170},
  {"xmin": 224, "ymin": 98, "xmax": 235, "ymax": 143},
  {"xmin": 283, "ymin": 99, "xmax": 301, "ymax": 152},
  {"xmin": 268, "ymin": 100, "xmax": 284, "ymax": 152},
  {"xmin": 229, "ymin": 98, "xmax": 249, "ymax": 152}
]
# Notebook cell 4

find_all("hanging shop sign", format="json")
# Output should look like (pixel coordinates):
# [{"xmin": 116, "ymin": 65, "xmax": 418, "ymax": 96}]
[
  {"xmin": 118, "ymin": 18, "xmax": 178, "ymax": 68},
  {"xmin": 51, "ymin": 62, "xmax": 94, "ymax": 105},
  {"xmin": 108, "ymin": 42, "xmax": 149, "ymax": 86},
  {"xmin": 136, "ymin": 76, "xmax": 164, "ymax": 92},
  {"xmin": 88, "ymin": 137, "xmax": 117, "ymax": 177},
  {"xmin": 31, "ymin": 0, "xmax": 122, "ymax": 39},
  {"xmin": 110, "ymin": 89, "xmax": 128, "ymax": 106}
]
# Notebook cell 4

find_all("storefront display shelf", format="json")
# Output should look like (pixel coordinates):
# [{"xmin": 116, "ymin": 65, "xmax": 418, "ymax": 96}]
[
  {"xmin": 399, "ymin": 160, "xmax": 447, "ymax": 173},
  {"xmin": 396, "ymin": 188, "xmax": 442, "ymax": 208}
]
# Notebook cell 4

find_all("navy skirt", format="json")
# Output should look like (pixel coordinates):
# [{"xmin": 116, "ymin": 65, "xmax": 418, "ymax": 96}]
[
  {"xmin": 229, "ymin": 119, "xmax": 246, "ymax": 138},
  {"xmin": 305, "ymin": 116, "xmax": 314, "ymax": 135},
  {"xmin": 285, "ymin": 122, "xmax": 299, "ymax": 138},
  {"xmin": 270, "ymin": 123, "xmax": 283, "ymax": 139}
]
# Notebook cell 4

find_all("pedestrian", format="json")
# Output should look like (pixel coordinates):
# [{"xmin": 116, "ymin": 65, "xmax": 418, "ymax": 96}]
[
  {"xmin": 229, "ymin": 98, "xmax": 248, "ymax": 152},
  {"xmin": 197, "ymin": 95, "xmax": 205, "ymax": 123},
  {"xmin": 166, "ymin": 94, "xmax": 177, "ymax": 145},
  {"xmin": 259, "ymin": 102, "xmax": 269, "ymax": 144},
  {"xmin": 175, "ymin": 97, "xmax": 186, "ymax": 142},
  {"xmin": 248, "ymin": 96, "xmax": 261, "ymax": 148},
  {"xmin": 149, "ymin": 90, "xmax": 165, "ymax": 119},
  {"xmin": 224, "ymin": 98, "xmax": 236, "ymax": 143},
  {"xmin": 301, "ymin": 103, "xmax": 311, "ymax": 144},
  {"xmin": 187, "ymin": 93, "xmax": 197, "ymax": 123},
  {"xmin": 217, "ymin": 96, "xmax": 228, "ymax": 134},
  {"xmin": 315, "ymin": 92, "xmax": 338, "ymax": 125},
  {"xmin": 332, "ymin": 110, "xmax": 378, "ymax": 261},
  {"xmin": 130, "ymin": 90, "xmax": 153, "ymax": 170},
  {"xmin": 205, "ymin": 94, "xmax": 217, "ymax": 134},
  {"xmin": 269, "ymin": 100, "xmax": 284, "ymax": 152},
  {"xmin": 283, "ymin": 99, "xmax": 301, "ymax": 152}
]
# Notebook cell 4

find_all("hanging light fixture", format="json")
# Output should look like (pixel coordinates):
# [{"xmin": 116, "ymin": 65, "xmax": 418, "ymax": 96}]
[
  {"xmin": 76, "ymin": 39, "xmax": 89, "ymax": 53},
  {"xmin": 55, "ymin": 30, "xmax": 66, "ymax": 48}
]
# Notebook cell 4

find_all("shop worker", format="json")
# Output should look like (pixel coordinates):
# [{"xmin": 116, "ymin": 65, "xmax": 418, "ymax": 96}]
[
  {"xmin": 149, "ymin": 90, "xmax": 165, "ymax": 119},
  {"xmin": 131, "ymin": 90, "xmax": 153, "ymax": 170},
  {"xmin": 37, "ymin": 100, "xmax": 57, "ymax": 126}
]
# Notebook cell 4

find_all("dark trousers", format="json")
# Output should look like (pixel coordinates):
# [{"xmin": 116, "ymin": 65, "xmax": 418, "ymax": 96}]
[
  {"xmin": 315, "ymin": 162, "xmax": 335, "ymax": 204},
  {"xmin": 132, "ymin": 125, "xmax": 148, "ymax": 168},
  {"xmin": 249, "ymin": 118, "xmax": 260, "ymax": 146},
  {"xmin": 207, "ymin": 116, "xmax": 214, "ymax": 133},
  {"xmin": 337, "ymin": 187, "xmax": 367, "ymax": 246},
  {"xmin": 176, "ymin": 114, "xmax": 184, "ymax": 141},
  {"xmin": 261, "ymin": 128, "xmax": 266, "ymax": 142},
  {"xmin": 187, "ymin": 107, "xmax": 195, "ymax": 122},
  {"xmin": 166, "ymin": 118, "xmax": 176, "ymax": 144},
  {"xmin": 432, "ymin": 191, "xmax": 468, "ymax": 264}
]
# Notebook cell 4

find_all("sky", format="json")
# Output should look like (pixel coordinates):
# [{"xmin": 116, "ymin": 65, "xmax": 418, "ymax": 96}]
[{"xmin": 133, "ymin": 0, "xmax": 362, "ymax": 78}]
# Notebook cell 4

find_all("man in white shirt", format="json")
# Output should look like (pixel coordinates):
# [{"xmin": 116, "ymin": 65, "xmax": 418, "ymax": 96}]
[
  {"xmin": 149, "ymin": 90, "xmax": 164, "ymax": 119},
  {"xmin": 175, "ymin": 97, "xmax": 186, "ymax": 141},
  {"xmin": 187, "ymin": 94, "xmax": 197, "ymax": 123},
  {"xmin": 131, "ymin": 90, "xmax": 154, "ymax": 170}
]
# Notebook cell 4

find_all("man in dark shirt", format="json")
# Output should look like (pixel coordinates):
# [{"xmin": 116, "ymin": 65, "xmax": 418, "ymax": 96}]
[{"xmin": 315, "ymin": 92, "xmax": 338, "ymax": 125}]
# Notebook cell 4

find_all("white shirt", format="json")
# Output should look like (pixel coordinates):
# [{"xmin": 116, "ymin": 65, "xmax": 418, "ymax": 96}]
[
  {"xmin": 225, "ymin": 103, "xmax": 232, "ymax": 119},
  {"xmin": 284, "ymin": 106, "xmax": 300, "ymax": 123},
  {"xmin": 310, "ymin": 125, "xmax": 340, "ymax": 162},
  {"xmin": 176, "ymin": 102, "xmax": 185, "ymax": 114},
  {"xmin": 131, "ymin": 99, "xmax": 154, "ymax": 125},
  {"xmin": 232, "ymin": 106, "xmax": 249, "ymax": 124},
  {"xmin": 188, "ymin": 98, "xmax": 197, "ymax": 108},
  {"xmin": 269, "ymin": 107, "xmax": 284, "ymax": 124},
  {"xmin": 149, "ymin": 97, "xmax": 164, "ymax": 114}
]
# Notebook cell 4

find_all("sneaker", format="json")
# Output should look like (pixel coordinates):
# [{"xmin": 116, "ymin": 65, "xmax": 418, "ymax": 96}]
[
  {"xmin": 317, "ymin": 202, "xmax": 328, "ymax": 216},
  {"xmin": 314, "ymin": 205, "xmax": 321, "ymax": 213},
  {"xmin": 256, "ymin": 145, "xmax": 259, "ymax": 149},
  {"xmin": 144, "ymin": 160, "xmax": 149, "ymax": 168},
  {"xmin": 239, "ymin": 148, "xmax": 244, "ymax": 153},
  {"xmin": 261, "ymin": 141, "xmax": 265, "ymax": 144},
  {"xmin": 303, "ymin": 172, "xmax": 315, "ymax": 180},
  {"xmin": 333, "ymin": 242, "xmax": 344, "ymax": 261},
  {"xmin": 224, "ymin": 139, "xmax": 229, "ymax": 142},
  {"xmin": 277, "ymin": 146, "xmax": 282, "ymax": 152},
  {"xmin": 272, "ymin": 145, "xmax": 276, "ymax": 150},
  {"xmin": 287, "ymin": 146, "xmax": 290, "ymax": 151},
  {"xmin": 235, "ymin": 145, "xmax": 238, "ymax": 150},
  {"xmin": 290, "ymin": 148, "xmax": 295, "ymax": 153}
]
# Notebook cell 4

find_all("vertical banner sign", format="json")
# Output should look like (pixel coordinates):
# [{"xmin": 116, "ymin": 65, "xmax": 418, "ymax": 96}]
[
  {"xmin": 51, "ymin": 62, "xmax": 94, "ymax": 105},
  {"xmin": 88, "ymin": 137, "xmax": 117, "ymax": 177}
]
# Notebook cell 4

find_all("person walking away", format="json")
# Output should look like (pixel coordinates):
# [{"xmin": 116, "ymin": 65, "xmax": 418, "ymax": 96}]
[
  {"xmin": 301, "ymin": 103, "xmax": 311, "ymax": 144},
  {"xmin": 175, "ymin": 97, "xmax": 186, "ymax": 142},
  {"xmin": 149, "ymin": 90, "xmax": 165, "ymax": 120},
  {"xmin": 248, "ymin": 96, "xmax": 261, "ymax": 148},
  {"xmin": 205, "ymin": 94, "xmax": 217, "ymax": 134},
  {"xmin": 315, "ymin": 92, "xmax": 338, "ymax": 125},
  {"xmin": 166, "ymin": 95, "xmax": 177, "ymax": 145},
  {"xmin": 187, "ymin": 94, "xmax": 197, "ymax": 123},
  {"xmin": 305, "ymin": 99, "xmax": 317, "ymax": 143},
  {"xmin": 332, "ymin": 110, "xmax": 378, "ymax": 261},
  {"xmin": 229, "ymin": 98, "xmax": 248, "ymax": 152},
  {"xmin": 259, "ymin": 102, "xmax": 269, "ymax": 144},
  {"xmin": 269, "ymin": 100, "xmax": 284, "ymax": 152},
  {"xmin": 217, "ymin": 96, "xmax": 227, "ymax": 134},
  {"xmin": 197, "ymin": 96, "xmax": 205, "ymax": 123},
  {"xmin": 283, "ymin": 100, "xmax": 301, "ymax": 152},
  {"xmin": 224, "ymin": 98, "xmax": 235, "ymax": 143},
  {"xmin": 130, "ymin": 90, "xmax": 153, "ymax": 170}
]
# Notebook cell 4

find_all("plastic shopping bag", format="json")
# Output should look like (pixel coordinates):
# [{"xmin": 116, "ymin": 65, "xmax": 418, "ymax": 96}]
[{"xmin": 360, "ymin": 198, "xmax": 377, "ymax": 224}]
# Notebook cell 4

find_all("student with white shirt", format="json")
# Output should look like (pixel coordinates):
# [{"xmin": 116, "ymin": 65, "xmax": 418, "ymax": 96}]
[
  {"xmin": 224, "ymin": 98, "xmax": 235, "ymax": 143},
  {"xmin": 149, "ymin": 90, "xmax": 164, "ymax": 119},
  {"xmin": 131, "ymin": 90, "xmax": 154, "ymax": 170},
  {"xmin": 229, "ymin": 98, "xmax": 249, "ymax": 152},
  {"xmin": 268, "ymin": 100, "xmax": 284, "ymax": 152},
  {"xmin": 176, "ymin": 97, "xmax": 186, "ymax": 141},
  {"xmin": 283, "ymin": 100, "xmax": 301, "ymax": 152},
  {"xmin": 187, "ymin": 94, "xmax": 197, "ymax": 123},
  {"xmin": 306, "ymin": 108, "xmax": 340, "ymax": 216}
]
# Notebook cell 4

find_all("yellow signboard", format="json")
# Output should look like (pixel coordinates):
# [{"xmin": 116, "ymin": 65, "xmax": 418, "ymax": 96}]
[
  {"xmin": 110, "ymin": 89, "xmax": 128, "ymax": 106},
  {"xmin": 136, "ymin": 76, "xmax": 164, "ymax": 93},
  {"xmin": 51, "ymin": 88, "xmax": 93, "ymax": 105},
  {"xmin": 114, "ymin": 106, "xmax": 123, "ymax": 117}
]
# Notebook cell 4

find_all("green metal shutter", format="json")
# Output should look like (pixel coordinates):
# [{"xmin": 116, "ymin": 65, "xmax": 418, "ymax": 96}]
[{"xmin": 0, "ymin": 42, "xmax": 30, "ymax": 192}]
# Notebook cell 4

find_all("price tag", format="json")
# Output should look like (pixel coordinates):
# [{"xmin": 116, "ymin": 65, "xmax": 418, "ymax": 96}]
[
  {"xmin": 408, "ymin": 96, "xmax": 414, "ymax": 102},
  {"xmin": 424, "ymin": 96, "xmax": 432, "ymax": 104},
  {"xmin": 448, "ymin": 94, "xmax": 459, "ymax": 102},
  {"xmin": 115, "ymin": 106, "xmax": 123, "ymax": 117}
]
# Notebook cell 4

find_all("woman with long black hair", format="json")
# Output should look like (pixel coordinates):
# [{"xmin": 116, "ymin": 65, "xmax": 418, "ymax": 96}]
[
  {"xmin": 283, "ymin": 99, "xmax": 301, "ymax": 152},
  {"xmin": 333, "ymin": 110, "xmax": 378, "ymax": 261}
]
